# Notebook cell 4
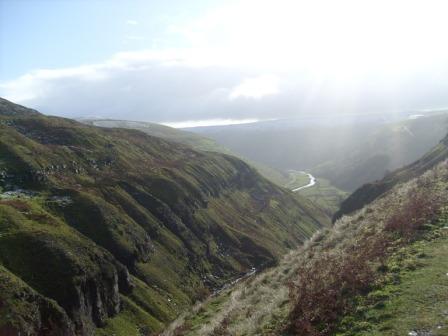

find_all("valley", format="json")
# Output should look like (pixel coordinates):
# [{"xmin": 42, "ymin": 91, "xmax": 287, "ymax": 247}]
[
  {"xmin": 0, "ymin": 98, "xmax": 328, "ymax": 335},
  {"xmin": 3, "ymin": 2, "xmax": 448, "ymax": 335},
  {"xmin": 80, "ymin": 119, "xmax": 348, "ymax": 217},
  {"xmin": 187, "ymin": 112, "xmax": 448, "ymax": 192},
  {"xmin": 1, "ymin": 98, "xmax": 448, "ymax": 336},
  {"xmin": 289, "ymin": 171, "xmax": 316, "ymax": 192},
  {"xmin": 160, "ymin": 149, "xmax": 448, "ymax": 336}
]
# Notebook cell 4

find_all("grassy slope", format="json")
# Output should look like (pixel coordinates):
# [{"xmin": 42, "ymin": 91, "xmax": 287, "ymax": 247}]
[
  {"xmin": 82, "ymin": 119, "xmax": 231, "ymax": 154},
  {"xmin": 0, "ymin": 196, "xmax": 132, "ymax": 334},
  {"xmin": 164, "ymin": 156, "xmax": 448, "ymax": 336},
  {"xmin": 81, "ymin": 119, "xmax": 349, "ymax": 218},
  {"xmin": 0, "ymin": 264, "xmax": 73, "ymax": 336},
  {"xmin": 81, "ymin": 119, "xmax": 289, "ymax": 187},
  {"xmin": 160, "ymin": 247, "xmax": 307, "ymax": 336},
  {"xmin": 287, "ymin": 161, "xmax": 448, "ymax": 336},
  {"xmin": 0, "ymin": 98, "xmax": 328, "ymax": 335},
  {"xmin": 299, "ymin": 178, "xmax": 349, "ymax": 217},
  {"xmin": 334, "ymin": 132, "xmax": 448, "ymax": 221},
  {"xmin": 311, "ymin": 113, "xmax": 448, "ymax": 191},
  {"xmin": 188, "ymin": 113, "xmax": 448, "ymax": 192},
  {"xmin": 337, "ymin": 228, "xmax": 448, "ymax": 336},
  {"xmin": 285, "ymin": 171, "xmax": 348, "ymax": 216}
]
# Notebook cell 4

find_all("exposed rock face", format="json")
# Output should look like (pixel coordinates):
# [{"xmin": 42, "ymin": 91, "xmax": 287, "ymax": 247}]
[
  {"xmin": 0, "ymin": 225, "xmax": 133, "ymax": 334},
  {"xmin": 0, "ymin": 265, "xmax": 75, "ymax": 336},
  {"xmin": 0, "ymin": 98, "xmax": 328, "ymax": 335}
]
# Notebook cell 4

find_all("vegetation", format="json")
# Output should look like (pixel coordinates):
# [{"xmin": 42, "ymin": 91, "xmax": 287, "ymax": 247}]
[
  {"xmin": 0, "ymin": 264, "xmax": 73, "ymax": 336},
  {"xmin": 288, "ymin": 179, "xmax": 444, "ymax": 335},
  {"xmin": 334, "ymin": 131, "xmax": 448, "ymax": 221},
  {"xmin": 162, "ymin": 156, "xmax": 448, "ymax": 336},
  {"xmin": 336, "ymin": 229, "xmax": 448, "ymax": 335},
  {"xmin": 3, "ymin": 96, "xmax": 447, "ymax": 336},
  {"xmin": 81, "ymin": 119, "xmax": 232, "ymax": 154},
  {"xmin": 0, "ymin": 98, "xmax": 328, "ymax": 335},
  {"xmin": 297, "ymin": 177, "xmax": 348, "ymax": 217},
  {"xmin": 189, "ymin": 113, "xmax": 448, "ymax": 191},
  {"xmin": 284, "ymin": 171, "xmax": 311, "ymax": 190},
  {"xmin": 80, "ymin": 120, "xmax": 351, "ymax": 217},
  {"xmin": 80, "ymin": 118, "xmax": 289, "ymax": 188}
]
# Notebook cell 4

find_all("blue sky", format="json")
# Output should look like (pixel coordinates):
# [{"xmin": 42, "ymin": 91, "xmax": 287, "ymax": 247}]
[
  {"xmin": 2, "ymin": 0, "xmax": 448, "ymax": 125},
  {"xmin": 0, "ymin": 0, "xmax": 217, "ymax": 80}
]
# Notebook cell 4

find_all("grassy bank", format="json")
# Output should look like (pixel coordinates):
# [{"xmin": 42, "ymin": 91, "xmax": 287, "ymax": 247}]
[
  {"xmin": 161, "ymin": 161, "xmax": 448, "ymax": 336},
  {"xmin": 337, "ymin": 227, "xmax": 448, "ymax": 335}
]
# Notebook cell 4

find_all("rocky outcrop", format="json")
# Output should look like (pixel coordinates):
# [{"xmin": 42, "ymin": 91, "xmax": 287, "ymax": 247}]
[
  {"xmin": 0, "ymin": 265, "xmax": 75, "ymax": 336},
  {"xmin": 0, "ymin": 208, "xmax": 133, "ymax": 335},
  {"xmin": 0, "ymin": 97, "xmax": 328, "ymax": 335}
]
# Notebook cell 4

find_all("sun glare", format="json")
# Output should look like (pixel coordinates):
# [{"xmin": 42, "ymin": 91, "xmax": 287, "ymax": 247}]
[
  {"xmin": 229, "ymin": 75, "xmax": 279, "ymax": 99},
  {"xmin": 185, "ymin": 0, "xmax": 448, "ymax": 79}
]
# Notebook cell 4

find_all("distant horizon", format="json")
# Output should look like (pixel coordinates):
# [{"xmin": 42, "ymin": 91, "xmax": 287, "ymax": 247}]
[
  {"xmin": 67, "ymin": 104, "xmax": 448, "ymax": 129},
  {"xmin": 5, "ymin": 92, "xmax": 447, "ymax": 128}
]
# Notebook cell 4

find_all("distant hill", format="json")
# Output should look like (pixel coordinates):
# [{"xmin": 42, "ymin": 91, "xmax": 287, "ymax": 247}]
[
  {"xmin": 0, "ymin": 98, "xmax": 328, "ymax": 335},
  {"xmin": 80, "ymin": 119, "xmax": 289, "ymax": 187},
  {"xmin": 334, "ymin": 131, "xmax": 448, "ymax": 221},
  {"xmin": 165, "ymin": 125, "xmax": 448, "ymax": 336},
  {"xmin": 187, "ymin": 113, "xmax": 448, "ymax": 191},
  {"xmin": 81, "ymin": 119, "xmax": 232, "ymax": 153},
  {"xmin": 312, "ymin": 113, "xmax": 448, "ymax": 190},
  {"xmin": 81, "ymin": 119, "xmax": 349, "ymax": 216}
]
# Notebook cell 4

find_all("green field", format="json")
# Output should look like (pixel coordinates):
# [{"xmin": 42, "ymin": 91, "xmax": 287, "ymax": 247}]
[
  {"xmin": 337, "ymin": 227, "xmax": 448, "ymax": 336},
  {"xmin": 284, "ymin": 171, "xmax": 349, "ymax": 216},
  {"xmin": 299, "ymin": 177, "xmax": 349, "ymax": 216},
  {"xmin": 284, "ymin": 171, "xmax": 311, "ymax": 190}
]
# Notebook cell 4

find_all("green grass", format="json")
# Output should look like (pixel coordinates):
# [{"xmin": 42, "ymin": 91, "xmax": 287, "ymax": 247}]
[
  {"xmin": 0, "ymin": 97, "xmax": 329, "ymax": 335},
  {"xmin": 79, "ymin": 118, "xmax": 291, "ymax": 188},
  {"xmin": 300, "ymin": 177, "xmax": 349, "ymax": 216},
  {"xmin": 0, "ymin": 263, "xmax": 72, "ymax": 335},
  {"xmin": 161, "ymin": 246, "xmax": 308, "ymax": 336},
  {"xmin": 283, "ymin": 171, "xmax": 349, "ymax": 216},
  {"xmin": 337, "ymin": 227, "xmax": 448, "ymax": 336},
  {"xmin": 284, "ymin": 171, "xmax": 311, "ymax": 190},
  {"xmin": 96, "ymin": 295, "xmax": 163, "ymax": 336},
  {"xmin": 163, "ymin": 161, "xmax": 448, "ymax": 336}
]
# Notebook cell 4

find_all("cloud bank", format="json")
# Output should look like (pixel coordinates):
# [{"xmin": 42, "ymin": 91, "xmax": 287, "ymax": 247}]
[{"xmin": 3, "ymin": 0, "xmax": 448, "ymax": 124}]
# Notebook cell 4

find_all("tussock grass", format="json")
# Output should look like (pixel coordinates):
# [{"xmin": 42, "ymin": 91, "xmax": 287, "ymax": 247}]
[
  {"xmin": 160, "ymin": 236, "xmax": 322, "ymax": 336},
  {"xmin": 161, "ymin": 160, "xmax": 448, "ymax": 336}
]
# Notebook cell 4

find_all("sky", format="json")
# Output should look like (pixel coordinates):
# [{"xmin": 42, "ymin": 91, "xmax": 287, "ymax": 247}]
[{"xmin": 2, "ymin": 0, "xmax": 448, "ymax": 126}]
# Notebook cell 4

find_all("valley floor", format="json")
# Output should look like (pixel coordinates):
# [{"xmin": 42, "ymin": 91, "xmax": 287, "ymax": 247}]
[
  {"xmin": 161, "ymin": 245, "xmax": 303, "ymax": 336},
  {"xmin": 285, "ymin": 170, "xmax": 348, "ymax": 216},
  {"xmin": 161, "ymin": 163, "xmax": 448, "ymax": 336}
]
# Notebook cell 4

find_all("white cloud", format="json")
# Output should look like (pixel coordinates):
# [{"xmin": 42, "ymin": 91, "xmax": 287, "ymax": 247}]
[
  {"xmin": 229, "ymin": 75, "xmax": 279, "ymax": 100},
  {"xmin": 3, "ymin": 0, "xmax": 448, "ymax": 122},
  {"xmin": 0, "ymin": 49, "xmax": 261, "ymax": 121},
  {"xmin": 1, "ymin": 46, "xmax": 448, "ymax": 123}
]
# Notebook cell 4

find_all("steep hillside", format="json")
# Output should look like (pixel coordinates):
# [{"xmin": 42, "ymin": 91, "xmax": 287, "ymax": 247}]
[
  {"xmin": 312, "ymin": 113, "xmax": 448, "ymax": 190},
  {"xmin": 334, "ymin": 133, "xmax": 448, "ymax": 221},
  {"xmin": 0, "ymin": 98, "xmax": 328, "ymax": 335},
  {"xmin": 164, "ymin": 139, "xmax": 448, "ymax": 336},
  {"xmin": 81, "ymin": 119, "xmax": 288, "ymax": 187},
  {"xmin": 188, "ymin": 113, "xmax": 448, "ymax": 191},
  {"xmin": 80, "ymin": 120, "xmax": 347, "ymax": 215},
  {"xmin": 81, "ymin": 119, "xmax": 230, "ymax": 154}
]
